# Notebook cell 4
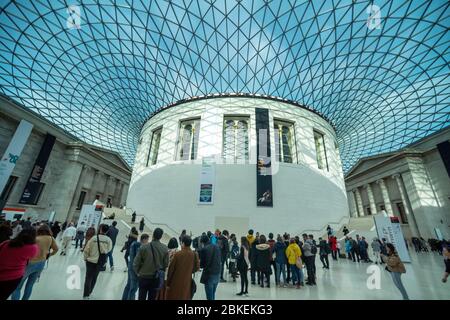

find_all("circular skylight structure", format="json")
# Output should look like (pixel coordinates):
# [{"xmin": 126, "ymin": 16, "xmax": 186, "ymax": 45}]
[{"xmin": 0, "ymin": 0, "xmax": 448, "ymax": 172}]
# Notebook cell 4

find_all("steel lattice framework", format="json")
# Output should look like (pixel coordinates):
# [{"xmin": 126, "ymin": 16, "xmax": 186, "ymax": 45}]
[{"xmin": 0, "ymin": 0, "xmax": 449, "ymax": 172}]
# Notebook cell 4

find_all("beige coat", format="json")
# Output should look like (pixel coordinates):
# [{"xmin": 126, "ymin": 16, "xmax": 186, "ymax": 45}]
[
  {"xmin": 166, "ymin": 247, "xmax": 200, "ymax": 300},
  {"xmin": 83, "ymin": 234, "xmax": 112, "ymax": 264}
]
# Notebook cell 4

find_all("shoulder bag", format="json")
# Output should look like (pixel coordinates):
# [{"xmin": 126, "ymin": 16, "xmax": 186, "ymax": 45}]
[{"xmin": 96, "ymin": 234, "xmax": 107, "ymax": 268}]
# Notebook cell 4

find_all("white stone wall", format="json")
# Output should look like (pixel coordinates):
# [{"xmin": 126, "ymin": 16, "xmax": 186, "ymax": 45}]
[{"xmin": 128, "ymin": 97, "xmax": 349, "ymax": 236}]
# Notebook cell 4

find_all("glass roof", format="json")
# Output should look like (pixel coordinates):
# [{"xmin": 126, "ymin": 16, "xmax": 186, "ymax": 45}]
[{"xmin": 0, "ymin": 0, "xmax": 449, "ymax": 172}]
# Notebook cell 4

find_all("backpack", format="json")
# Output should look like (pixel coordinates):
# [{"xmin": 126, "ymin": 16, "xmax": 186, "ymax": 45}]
[
  {"xmin": 310, "ymin": 242, "xmax": 318, "ymax": 255},
  {"xmin": 230, "ymin": 243, "xmax": 239, "ymax": 259}
]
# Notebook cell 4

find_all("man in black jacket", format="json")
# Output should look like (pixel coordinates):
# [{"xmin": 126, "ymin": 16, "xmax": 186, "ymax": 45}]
[
  {"xmin": 250, "ymin": 235, "xmax": 260, "ymax": 285},
  {"xmin": 106, "ymin": 221, "xmax": 119, "ymax": 271},
  {"xmin": 218, "ymin": 230, "xmax": 229, "ymax": 282},
  {"xmin": 199, "ymin": 235, "xmax": 221, "ymax": 300}
]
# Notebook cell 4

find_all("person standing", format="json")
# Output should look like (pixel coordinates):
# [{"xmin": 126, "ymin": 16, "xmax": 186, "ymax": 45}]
[
  {"xmin": 122, "ymin": 233, "xmax": 149, "ymax": 300},
  {"xmin": 82, "ymin": 224, "xmax": 112, "ymax": 299},
  {"xmin": 0, "ymin": 229, "xmax": 38, "ymax": 300},
  {"xmin": 267, "ymin": 233, "xmax": 277, "ymax": 282},
  {"xmin": 75, "ymin": 222, "xmax": 87, "ymax": 250},
  {"xmin": 249, "ymin": 234, "xmax": 260, "ymax": 285},
  {"xmin": 351, "ymin": 236, "xmax": 360, "ymax": 262},
  {"xmin": 286, "ymin": 238, "xmax": 303, "ymax": 288},
  {"xmin": 106, "ymin": 221, "xmax": 119, "ymax": 271},
  {"xmin": 318, "ymin": 237, "xmax": 330, "ymax": 269},
  {"xmin": 131, "ymin": 211, "xmax": 137, "ymax": 224},
  {"xmin": 218, "ymin": 230, "xmax": 229, "ymax": 283},
  {"xmin": 381, "ymin": 243, "xmax": 409, "ymax": 300},
  {"xmin": 198, "ymin": 235, "xmax": 221, "ymax": 300},
  {"xmin": 371, "ymin": 237, "xmax": 382, "ymax": 264},
  {"xmin": 83, "ymin": 224, "xmax": 96, "ymax": 252},
  {"xmin": 134, "ymin": 228, "xmax": 169, "ymax": 300},
  {"xmin": 255, "ymin": 235, "xmax": 271, "ymax": 288},
  {"xmin": 228, "ymin": 235, "xmax": 239, "ymax": 282},
  {"xmin": 179, "ymin": 230, "xmax": 187, "ymax": 244},
  {"xmin": 283, "ymin": 233, "xmax": 291, "ymax": 283},
  {"xmin": 302, "ymin": 234, "xmax": 316, "ymax": 286},
  {"xmin": 236, "ymin": 237, "xmax": 250, "ymax": 296},
  {"xmin": 122, "ymin": 227, "xmax": 139, "ymax": 267},
  {"xmin": 60, "ymin": 223, "xmax": 76, "ymax": 255},
  {"xmin": 274, "ymin": 235, "xmax": 287, "ymax": 287},
  {"xmin": 329, "ymin": 236, "xmax": 338, "ymax": 260},
  {"xmin": 246, "ymin": 229, "xmax": 255, "ymax": 247},
  {"xmin": 166, "ymin": 236, "xmax": 200, "ymax": 300},
  {"xmin": 11, "ymin": 225, "xmax": 58, "ymax": 300},
  {"xmin": 139, "ymin": 218, "xmax": 145, "ymax": 233},
  {"xmin": 345, "ymin": 237, "xmax": 352, "ymax": 260},
  {"xmin": 22, "ymin": 217, "xmax": 32, "ymax": 230}
]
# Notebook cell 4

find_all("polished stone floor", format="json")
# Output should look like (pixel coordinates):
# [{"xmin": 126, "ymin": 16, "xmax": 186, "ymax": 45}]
[{"xmin": 16, "ymin": 235, "xmax": 449, "ymax": 300}]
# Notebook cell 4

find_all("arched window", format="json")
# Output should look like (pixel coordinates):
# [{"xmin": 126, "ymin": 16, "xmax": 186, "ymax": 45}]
[
  {"xmin": 223, "ymin": 117, "xmax": 249, "ymax": 162},
  {"xmin": 274, "ymin": 120, "xmax": 296, "ymax": 163},
  {"xmin": 177, "ymin": 119, "xmax": 200, "ymax": 160}
]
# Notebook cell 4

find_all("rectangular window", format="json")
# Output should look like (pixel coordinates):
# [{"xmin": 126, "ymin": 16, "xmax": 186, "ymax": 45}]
[
  {"xmin": 76, "ymin": 191, "xmax": 87, "ymax": 210},
  {"xmin": 0, "ymin": 175, "xmax": 18, "ymax": 202},
  {"xmin": 314, "ymin": 130, "xmax": 328, "ymax": 171},
  {"xmin": 274, "ymin": 120, "xmax": 296, "ymax": 163},
  {"xmin": 396, "ymin": 202, "xmax": 408, "ymax": 224},
  {"xmin": 147, "ymin": 127, "xmax": 162, "ymax": 166},
  {"xmin": 223, "ymin": 116, "xmax": 249, "ymax": 162},
  {"xmin": 176, "ymin": 118, "xmax": 200, "ymax": 160}
]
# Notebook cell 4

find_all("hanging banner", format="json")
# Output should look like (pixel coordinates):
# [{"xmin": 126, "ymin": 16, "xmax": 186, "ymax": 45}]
[
  {"xmin": 0, "ymin": 120, "xmax": 33, "ymax": 196},
  {"xmin": 198, "ymin": 156, "xmax": 215, "ymax": 204},
  {"xmin": 373, "ymin": 214, "xmax": 411, "ymax": 262},
  {"xmin": 19, "ymin": 134, "xmax": 56, "ymax": 204},
  {"xmin": 256, "ymin": 108, "xmax": 273, "ymax": 207}
]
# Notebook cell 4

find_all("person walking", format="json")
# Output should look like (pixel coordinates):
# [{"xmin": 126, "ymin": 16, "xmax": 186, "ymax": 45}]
[
  {"xmin": 11, "ymin": 225, "xmax": 58, "ymax": 300},
  {"xmin": 83, "ymin": 224, "xmax": 96, "ymax": 252},
  {"xmin": 329, "ymin": 236, "xmax": 338, "ymax": 260},
  {"xmin": 371, "ymin": 237, "xmax": 382, "ymax": 264},
  {"xmin": 166, "ymin": 235, "xmax": 200, "ymax": 300},
  {"xmin": 60, "ymin": 222, "xmax": 76, "ymax": 255},
  {"xmin": 218, "ymin": 230, "xmax": 229, "ymax": 283},
  {"xmin": 318, "ymin": 238, "xmax": 330, "ymax": 269},
  {"xmin": 236, "ymin": 237, "xmax": 250, "ymax": 296},
  {"xmin": 50, "ymin": 221, "xmax": 61, "ymax": 239},
  {"xmin": 122, "ymin": 233, "xmax": 149, "ymax": 300},
  {"xmin": 274, "ymin": 235, "xmax": 288, "ymax": 287},
  {"xmin": 139, "ymin": 218, "xmax": 145, "ymax": 233},
  {"xmin": 350, "ymin": 236, "xmax": 360, "ymax": 262},
  {"xmin": 106, "ymin": 221, "xmax": 119, "ymax": 271},
  {"xmin": 286, "ymin": 238, "xmax": 303, "ymax": 288},
  {"xmin": 381, "ymin": 243, "xmax": 409, "ymax": 300},
  {"xmin": 0, "ymin": 229, "xmax": 38, "ymax": 300},
  {"xmin": 75, "ymin": 222, "xmax": 87, "ymax": 250},
  {"xmin": 255, "ymin": 235, "xmax": 271, "ymax": 288},
  {"xmin": 198, "ymin": 235, "xmax": 221, "ymax": 300},
  {"xmin": 134, "ymin": 228, "xmax": 169, "ymax": 300},
  {"xmin": 82, "ymin": 224, "xmax": 112, "ymax": 299}
]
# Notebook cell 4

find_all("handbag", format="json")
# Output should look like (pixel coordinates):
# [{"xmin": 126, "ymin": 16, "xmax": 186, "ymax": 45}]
[
  {"xmin": 96, "ymin": 234, "xmax": 108, "ymax": 268},
  {"xmin": 150, "ymin": 243, "xmax": 164, "ymax": 289},
  {"xmin": 295, "ymin": 256, "xmax": 303, "ymax": 269}
]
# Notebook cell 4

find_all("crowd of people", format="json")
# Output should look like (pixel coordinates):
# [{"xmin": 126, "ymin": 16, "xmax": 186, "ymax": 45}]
[{"xmin": 0, "ymin": 217, "xmax": 449, "ymax": 301}]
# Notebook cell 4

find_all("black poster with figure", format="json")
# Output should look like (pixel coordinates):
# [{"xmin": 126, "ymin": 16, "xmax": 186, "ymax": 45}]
[
  {"xmin": 255, "ymin": 108, "xmax": 273, "ymax": 207},
  {"xmin": 19, "ymin": 134, "xmax": 56, "ymax": 205}
]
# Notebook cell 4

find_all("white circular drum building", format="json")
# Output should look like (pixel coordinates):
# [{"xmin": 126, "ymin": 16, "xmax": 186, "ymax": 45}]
[{"xmin": 128, "ymin": 95, "xmax": 349, "ymax": 237}]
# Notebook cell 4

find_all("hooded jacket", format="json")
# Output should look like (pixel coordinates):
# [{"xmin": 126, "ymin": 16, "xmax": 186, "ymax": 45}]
[
  {"xmin": 274, "ymin": 241, "xmax": 287, "ymax": 264},
  {"xmin": 255, "ymin": 243, "xmax": 271, "ymax": 272}
]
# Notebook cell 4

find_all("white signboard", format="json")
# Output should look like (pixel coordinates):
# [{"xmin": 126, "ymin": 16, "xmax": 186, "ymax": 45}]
[
  {"xmin": 78, "ymin": 204, "xmax": 103, "ymax": 228},
  {"xmin": 373, "ymin": 214, "xmax": 411, "ymax": 262},
  {"xmin": 198, "ymin": 156, "xmax": 215, "ymax": 204},
  {"xmin": 0, "ymin": 120, "xmax": 33, "ymax": 195}
]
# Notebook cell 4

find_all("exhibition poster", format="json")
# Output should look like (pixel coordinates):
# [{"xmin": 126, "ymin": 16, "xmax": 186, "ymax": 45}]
[
  {"xmin": 373, "ymin": 214, "xmax": 411, "ymax": 262},
  {"xmin": 198, "ymin": 156, "xmax": 215, "ymax": 204}
]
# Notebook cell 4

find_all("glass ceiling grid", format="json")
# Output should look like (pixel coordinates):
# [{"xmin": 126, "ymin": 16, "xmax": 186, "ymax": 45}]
[{"xmin": 0, "ymin": 0, "xmax": 448, "ymax": 172}]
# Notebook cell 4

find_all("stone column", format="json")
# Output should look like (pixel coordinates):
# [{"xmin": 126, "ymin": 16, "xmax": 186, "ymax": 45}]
[
  {"xmin": 392, "ymin": 173, "xmax": 420, "ymax": 236},
  {"xmin": 353, "ymin": 188, "xmax": 365, "ymax": 217},
  {"xmin": 348, "ymin": 191, "xmax": 358, "ymax": 217},
  {"xmin": 364, "ymin": 183, "xmax": 377, "ymax": 215},
  {"xmin": 376, "ymin": 178, "xmax": 393, "ymax": 216}
]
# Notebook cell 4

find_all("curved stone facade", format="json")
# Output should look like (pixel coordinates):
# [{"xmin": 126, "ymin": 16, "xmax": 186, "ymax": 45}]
[{"xmin": 128, "ymin": 96, "xmax": 348, "ymax": 236}]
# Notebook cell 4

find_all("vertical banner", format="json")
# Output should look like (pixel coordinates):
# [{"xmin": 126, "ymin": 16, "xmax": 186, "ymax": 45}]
[
  {"xmin": 0, "ymin": 120, "xmax": 33, "ymax": 195},
  {"xmin": 255, "ymin": 108, "xmax": 273, "ymax": 207},
  {"xmin": 198, "ymin": 156, "xmax": 215, "ymax": 204},
  {"xmin": 373, "ymin": 214, "xmax": 411, "ymax": 262},
  {"xmin": 19, "ymin": 134, "xmax": 56, "ymax": 204}
]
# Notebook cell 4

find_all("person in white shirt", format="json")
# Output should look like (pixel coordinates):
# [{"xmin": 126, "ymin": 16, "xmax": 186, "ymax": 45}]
[
  {"xmin": 11, "ymin": 220, "xmax": 22, "ymax": 239},
  {"xmin": 60, "ymin": 222, "xmax": 77, "ymax": 255},
  {"xmin": 75, "ymin": 222, "xmax": 87, "ymax": 250}
]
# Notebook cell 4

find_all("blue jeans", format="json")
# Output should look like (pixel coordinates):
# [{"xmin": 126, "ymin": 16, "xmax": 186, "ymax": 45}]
[
  {"xmin": 290, "ymin": 264, "xmax": 304, "ymax": 285},
  {"xmin": 275, "ymin": 262, "xmax": 286, "ymax": 284},
  {"xmin": 11, "ymin": 260, "xmax": 46, "ymax": 300},
  {"xmin": 122, "ymin": 263, "xmax": 139, "ymax": 300},
  {"xmin": 107, "ymin": 245, "xmax": 115, "ymax": 267},
  {"xmin": 204, "ymin": 273, "xmax": 220, "ymax": 300}
]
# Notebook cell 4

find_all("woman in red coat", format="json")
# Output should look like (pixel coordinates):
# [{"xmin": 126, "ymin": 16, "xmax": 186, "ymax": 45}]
[{"xmin": 330, "ymin": 236, "xmax": 338, "ymax": 260}]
